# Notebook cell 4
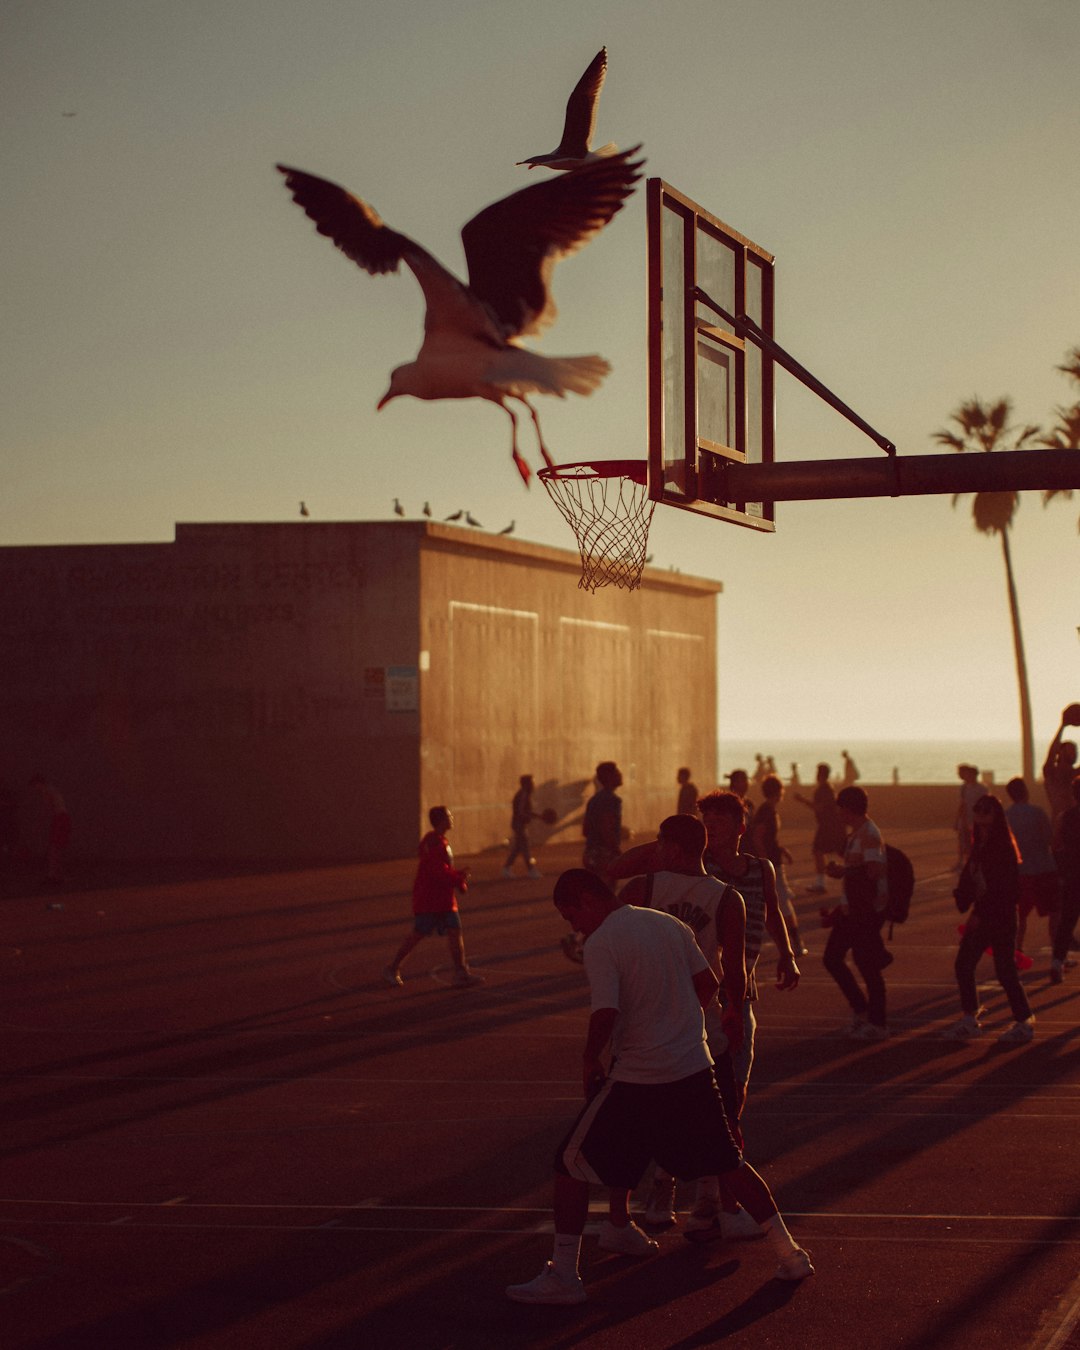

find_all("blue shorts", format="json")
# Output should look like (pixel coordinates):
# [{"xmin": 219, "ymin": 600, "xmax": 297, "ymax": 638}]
[{"xmin": 414, "ymin": 910, "xmax": 461, "ymax": 936}]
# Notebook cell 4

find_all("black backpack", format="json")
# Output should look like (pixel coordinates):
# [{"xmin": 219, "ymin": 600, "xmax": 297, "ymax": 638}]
[{"xmin": 884, "ymin": 844, "xmax": 915, "ymax": 935}]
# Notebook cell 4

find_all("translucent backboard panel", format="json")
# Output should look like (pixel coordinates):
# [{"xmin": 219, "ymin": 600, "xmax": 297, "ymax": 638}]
[{"xmin": 647, "ymin": 179, "xmax": 775, "ymax": 530}]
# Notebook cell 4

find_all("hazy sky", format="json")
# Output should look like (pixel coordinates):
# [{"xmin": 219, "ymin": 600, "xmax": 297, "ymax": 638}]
[{"xmin": 4, "ymin": 0, "xmax": 1078, "ymax": 745}]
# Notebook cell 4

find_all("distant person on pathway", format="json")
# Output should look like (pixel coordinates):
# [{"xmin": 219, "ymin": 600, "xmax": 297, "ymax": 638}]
[
  {"xmin": 1050, "ymin": 774, "xmax": 1080, "ymax": 985},
  {"xmin": 750, "ymin": 774, "xmax": 807, "ymax": 957},
  {"xmin": 676, "ymin": 767, "xmax": 699, "ymax": 817},
  {"xmin": 954, "ymin": 764, "xmax": 984, "ymax": 868},
  {"xmin": 502, "ymin": 774, "xmax": 542, "ymax": 879},
  {"xmin": 789, "ymin": 762, "xmax": 801, "ymax": 788},
  {"xmin": 841, "ymin": 751, "xmax": 859, "ymax": 787},
  {"xmin": 1043, "ymin": 710, "xmax": 1080, "ymax": 828},
  {"xmin": 505, "ymin": 868, "xmax": 813, "ymax": 1304},
  {"xmin": 752, "ymin": 754, "xmax": 768, "ymax": 787},
  {"xmin": 606, "ymin": 813, "xmax": 750, "ymax": 1237},
  {"xmin": 795, "ymin": 763, "xmax": 848, "ymax": 896},
  {"xmin": 725, "ymin": 769, "xmax": 753, "ymax": 825},
  {"xmin": 823, "ymin": 786, "xmax": 891, "ymax": 1040},
  {"xmin": 29, "ymin": 776, "xmax": 71, "ymax": 885},
  {"xmin": 1004, "ymin": 777, "xmax": 1060, "ymax": 957},
  {"xmin": 582, "ymin": 761, "xmax": 623, "ymax": 877},
  {"xmin": 944, "ymin": 795, "xmax": 1035, "ymax": 1043},
  {"xmin": 384, "ymin": 806, "xmax": 484, "ymax": 989}
]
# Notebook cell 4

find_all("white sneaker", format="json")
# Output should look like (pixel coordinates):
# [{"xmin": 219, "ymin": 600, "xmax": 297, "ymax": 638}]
[
  {"xmin": 776, "ymin": 1247, "xmax": 815, "ymax": 1281},
  {"xmin": 451, "ymin": 968, "xmax": 485, "ymax": 988},
  {"xmin": 942, "ymin": 1014, "xmax": 985, "ymax": 1040},
  {"xmin": 998, "ymin": 1017, "xmax": 1035, "ymax": 1044},
  {"xmin": 598, "ymin": 1219, "xmax": 658, "ymax": 1256},
  {"xmin": 527, "ymin": 867, "xmax": 543, "ymax": 879},
  {"xmin": 382, "ymin": 966, "xmax": 403, "ymax": 987},
  {"xmin": 506, "ymin": 1261, "xmax": 586, "ymax": 1305},
  {"xmin": 683, "ymin": 1195, "xmax": 718, "ymax": 1234},
  {"xmin": 643, "ymin": 1175, "xmax": 677, "ymax": 1228}
]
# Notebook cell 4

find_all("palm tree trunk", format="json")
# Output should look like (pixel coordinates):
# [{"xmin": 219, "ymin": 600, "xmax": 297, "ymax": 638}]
[{"xmin": 999, "ymin": 527, "xmax": 1035, "ymax": 780}]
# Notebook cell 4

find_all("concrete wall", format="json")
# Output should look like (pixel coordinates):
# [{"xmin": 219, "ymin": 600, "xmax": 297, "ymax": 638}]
[
  {"xmin": 0, "ymin": 521, "xmax": 720, "ymax": 863},
  {"xmin": 417, "ymin": 526, "xmax": 720, "ymax": 855}
]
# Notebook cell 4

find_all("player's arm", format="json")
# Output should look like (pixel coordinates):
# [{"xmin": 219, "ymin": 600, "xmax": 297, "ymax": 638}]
[
  {"xmin": 607, "ymin": 841, "xmax": 660, "ymax": 880},
  {"xmin": 761, "ymin": 858, "xmax": 800, "ymax": 989},
  {"xmin": 582, "ymin": 1007, "xmax": 617, "ymax": 1099}
]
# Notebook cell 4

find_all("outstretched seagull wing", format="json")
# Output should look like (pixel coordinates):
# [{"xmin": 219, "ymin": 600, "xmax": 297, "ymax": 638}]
[
  {"xmin": 460, "ymin": 145, "xmax": 643, "ymax": 340},
  {"xmin": 276, "ymin": 165, "xmax": 498, "ymax": 342},
  {"xmin": 556, "ymin": 47, "xmax": 608, "ymax": 159}
]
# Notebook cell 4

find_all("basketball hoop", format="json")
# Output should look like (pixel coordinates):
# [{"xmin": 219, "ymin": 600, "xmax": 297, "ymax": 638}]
[{"xmin": 539, "ymin": 460, "xmax": 655, "ymax": 592}]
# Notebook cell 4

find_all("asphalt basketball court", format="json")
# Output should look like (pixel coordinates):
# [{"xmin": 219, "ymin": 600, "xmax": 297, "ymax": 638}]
[{"xmin": 2, "ymin": 819, "xmax": 1079, "ymax": 1349}]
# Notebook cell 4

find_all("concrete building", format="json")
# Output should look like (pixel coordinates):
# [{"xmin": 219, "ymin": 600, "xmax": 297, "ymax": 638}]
[{"xmin": 1, "ymin": 522, "xmax": 721, "ymax": 862}]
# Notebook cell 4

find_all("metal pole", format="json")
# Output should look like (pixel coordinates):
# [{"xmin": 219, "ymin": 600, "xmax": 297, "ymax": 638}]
[{"xmin": 716, "ymin": 449, "xmax": 1080, "ymax": 503}]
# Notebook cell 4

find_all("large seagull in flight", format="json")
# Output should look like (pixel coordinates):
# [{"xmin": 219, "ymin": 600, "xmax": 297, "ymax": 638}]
[
  {"xmin": 277, "ymin": 147, "xmax": 643, "ymax": 484},
  {"xmin": 517, "ymin": 48, "xmax": 616, "ymax": 171}
]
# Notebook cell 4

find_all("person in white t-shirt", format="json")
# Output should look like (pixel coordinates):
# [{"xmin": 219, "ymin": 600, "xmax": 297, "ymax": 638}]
[{"xmin": 506, "ymin": 869, "xmax": 813, "ymax": 1306}]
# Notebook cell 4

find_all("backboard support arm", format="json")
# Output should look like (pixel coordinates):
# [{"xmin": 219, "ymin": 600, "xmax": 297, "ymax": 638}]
[
  {"xmin": 715, "ymin": 447, "xmax": 1080, "ymax": 503},
  {"xmin": 692, "ymin": 286, "xmax": 896, "ymax": 456}
]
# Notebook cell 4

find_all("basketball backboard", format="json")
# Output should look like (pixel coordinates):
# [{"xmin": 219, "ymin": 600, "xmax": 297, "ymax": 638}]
[{"xmin": 647, "ymin": 178, "xmax": 775, "ymax": 530}]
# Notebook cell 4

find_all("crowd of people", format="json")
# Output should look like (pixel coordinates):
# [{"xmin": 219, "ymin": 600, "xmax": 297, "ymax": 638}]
[{"xmin": 382, "ymin": 710, "xmax": 1080, "ymax": 1305}]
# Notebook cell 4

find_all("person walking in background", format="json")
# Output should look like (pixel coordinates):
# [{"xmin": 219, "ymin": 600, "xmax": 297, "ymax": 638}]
[
  {"xmin": 29, "ymin": 776, "xmax": 71, "ymax": 885},
  {"xmin": 384, "ymin": 806, "xmax": 484, "ymax": 989},
  {"xmin": 1050, "ymin": 774, "xmax": 1080, "ymax": 985},
  {"xmin": 676, "ymin": 767, "xmax": 698, "ymax": 817},
  {"xmin": 503, "ymin": 774, "xmax": 542, "ymax": 879},
  {"xmin": 944, "ymin": 795, "xmax": 1035, "ymax": 1043},
  {"xmin": 1004, "ymin": 777, "xmax": 1059, "ymax": 957},
  {"xmin": 841, "ymin": 751, "xmax": 859, "ymax": 787},
  {"xmin": 506, "ymin": 869, "xmax": 813, "ymax": 1305},
  {"xmin": 750, "ymin": 775, "xmax": 807, "ymax": 957},
  {"xmin": 725, "ymin": 769, "xmax": 753, "ymax": 825},
  {"xmin": 795, "ymin": 763, "xmax": 847, "ymax": 896},
  {"xmin": 954, "ymin": 764, "xmax": 984, "ymax": 869},
  {"xmin": 823, "ymin": 786, "xmax": 891, "ymax": 1040},
  {"xmin": 582, "ymin": 761, "xmax": 623, "ymax": 877},
  {"xmin": 789, "ymin": 763, "xmax": 801, "ymax": 788}
]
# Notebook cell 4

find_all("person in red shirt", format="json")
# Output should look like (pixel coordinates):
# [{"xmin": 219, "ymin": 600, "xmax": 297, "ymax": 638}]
[{"xmin": 384, "ymin": 806, "xmax": 484, "ymax": 989}]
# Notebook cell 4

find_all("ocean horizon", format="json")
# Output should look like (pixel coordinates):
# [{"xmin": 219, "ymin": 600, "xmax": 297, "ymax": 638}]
[{"xmin": 717, "ymin": 737, "xmax": 1026, "ymax": 787}]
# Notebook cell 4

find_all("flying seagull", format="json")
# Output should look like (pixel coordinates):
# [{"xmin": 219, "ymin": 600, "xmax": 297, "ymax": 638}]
[
  {"xmin": 276, "ymin": 147, "xmax": 643, "ymax": 485},
  {"xmin": 517, "ymin": 48, "xmax": 616, "ymax": 171}
]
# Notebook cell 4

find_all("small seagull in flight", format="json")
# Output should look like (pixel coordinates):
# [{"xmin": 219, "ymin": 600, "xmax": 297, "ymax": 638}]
[
  {"xmin": 299, "ymin": 501, "xmax": 310, "ymax": 517},
  {"xmin": 517, "ymin": 48, "xmax": 617, "ymax": 171},
  {"xmin": 277, "ymin": 147, "xmax": 643, "ymax": 485},
  {"xmin": 393, "ymin": 497, "xmax": 405, "ymax": 516}
]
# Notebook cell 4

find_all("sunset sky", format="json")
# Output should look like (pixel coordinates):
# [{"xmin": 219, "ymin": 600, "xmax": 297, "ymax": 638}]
[{"xmin": 4, "ymin": 0, "xmax": 1078, "ymax": 746}]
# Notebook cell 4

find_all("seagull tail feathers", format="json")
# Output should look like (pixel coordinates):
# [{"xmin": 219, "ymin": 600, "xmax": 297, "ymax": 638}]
[{"xmin": 591, "ymin": 142, "xmax": 619, "ymax": 159}]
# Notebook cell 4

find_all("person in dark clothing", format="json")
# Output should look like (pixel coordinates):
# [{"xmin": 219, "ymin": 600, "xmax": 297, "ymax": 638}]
[
  {"xmin": 944, "ymin": 794, "xmax": 1035, "ymax": 1043},
  {"xmin": 1050, "ymin": 774, "xmax": 1080, "ymax": 985}
]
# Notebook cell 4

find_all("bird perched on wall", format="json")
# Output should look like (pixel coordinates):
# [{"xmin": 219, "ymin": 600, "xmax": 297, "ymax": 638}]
[
  {"xmin": 465, "ymin": 512, "xmax": 483, "ymax": 528},
  {"xmin": 516, "ymin": 48, "xmax": 616, "ymax": 171},
  {"xmin": 444, "ymin": 509, "xmax": 464, "ymax": 522},
  {"xmin": 498, "ymin": 521, "xmax": 515, "ymax": 535},
  {"xmin": 393, "ymin": 498, "xmax": 405, "ymax": 516},
  {"xmin": 422, "ymin": 502, "xmax": 432, "ymax": 518},
  {"xmin": 276, "ymin": 147, "xmax": 643, "ymax": 485},
  {"xmin": 299, "ymin": 501, "xmax": 310, "ymax": 518}
]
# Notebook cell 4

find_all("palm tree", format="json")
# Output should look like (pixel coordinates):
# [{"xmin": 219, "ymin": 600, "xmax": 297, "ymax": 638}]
[
  {"xmin": 1038, "ymin": 345, "xmax": 1080, "ymax": 530},
  {"xmin": 932, "ymin": 397, "xmax": 1040, "ymax": 780}
]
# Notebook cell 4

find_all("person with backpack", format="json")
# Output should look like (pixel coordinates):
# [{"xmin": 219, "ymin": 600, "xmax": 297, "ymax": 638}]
[
  {"xmin": 823, "ymin": 786, "xmax": 892, "ymax": 1041},
  {"xmin": 944, "ymin": 794, "xmax": 1035, "ymax": 1043}
]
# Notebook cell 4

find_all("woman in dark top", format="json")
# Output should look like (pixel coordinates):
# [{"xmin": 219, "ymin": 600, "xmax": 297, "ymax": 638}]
[{"xmin": 944, "ymin": 794, "xmax": 1035, "ymax": 1043}]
